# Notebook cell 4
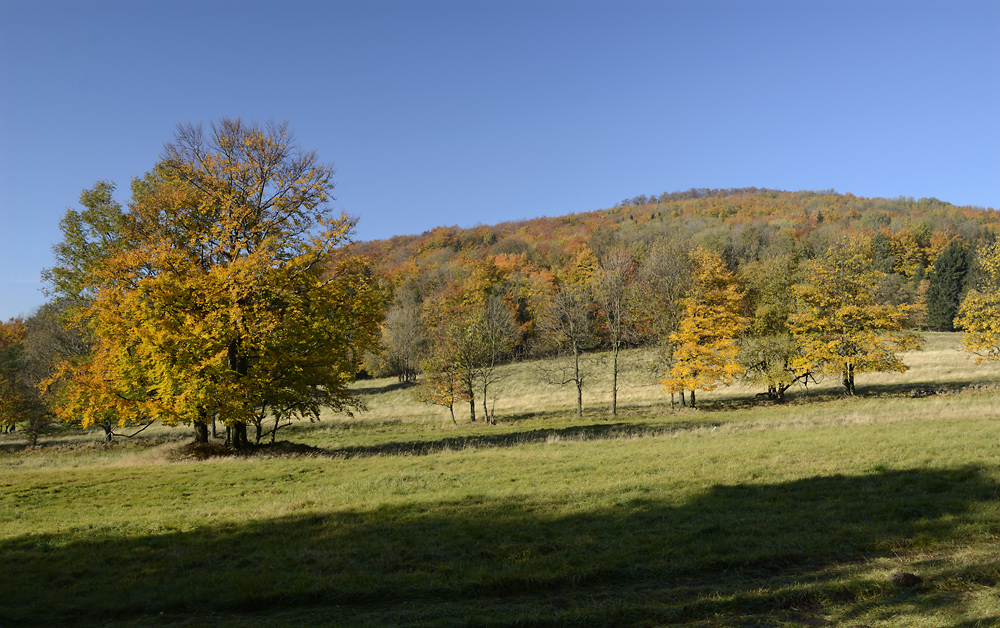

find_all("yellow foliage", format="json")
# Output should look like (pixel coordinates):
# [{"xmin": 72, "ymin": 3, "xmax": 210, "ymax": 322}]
[
  {"xmin": 790, "ymin": 237, "xmax": 921, "ymax": 393},
  {"xmin": 661, "ymin": 248, "xmax": 748, "ymax": 398},
  {"xmin": 46, "ymin": 119, "xmax": 383, "ymax": 435},
  {"xmin": 955, "ymin": 241, "xmax": 1000, "ymax": 362}
]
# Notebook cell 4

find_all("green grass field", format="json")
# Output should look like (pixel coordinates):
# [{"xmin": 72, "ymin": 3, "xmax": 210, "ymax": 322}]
[{"xmin": 2, "ymin": 333, "xmax": 999, "ymax": 627}]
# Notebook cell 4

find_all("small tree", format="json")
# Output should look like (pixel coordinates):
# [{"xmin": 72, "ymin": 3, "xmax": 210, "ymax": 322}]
[
  {"xmin": 535, "ymin": 282, "xmax": 597, "ymax": 417},
  {"xmin": 379, "ymin": 297, "xmax": 425, "ymax": 382},
  {"xmin": 471, "ymin": 293, "xmax": 520, "ymax": 423},
  {"xmin": 0, "ymin": 318, "xmax": 52, "ymax": 445},
  {"xmin": 660, "ymin": 248, "xmax": 748, "ymax": 407},
  {"xmin": 415, "ymin": 359, "xmax": 467, "ymax": 424},
  {"xmin": 925, "ymin": 239, "xmax": 970, "ymax": 331},
  {"xmin": 592, "ymin": 248, "xmax": 639, "ymax": 416},
  {"xmin": 421, "ymin": 292, "xmax": 480, "ymax": 422},
  {"xmin": 633, "ymin": 238, "xmax": 692, "ymax": 407},
  {"xmin": 955, "ymin": 241, "xmax": 1000, "ymax": 362}
]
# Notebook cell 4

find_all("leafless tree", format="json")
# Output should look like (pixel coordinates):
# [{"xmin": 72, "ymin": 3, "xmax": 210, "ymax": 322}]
[
  {"xmin": 536, "ymin": 283, "xmax": 597, "ymax": 417},
  {"xmin": 380, "ymin": 296, "xmax": 425, "ymax": 382},
  {"xmin": 633, "ymin": 239, "xmax": 693, "ymax": 407},
  {"xmin": 472, "ymin": 293, "xmax": 520, "ymax": 423},
  {"xmin": 592, "ymin": 248, "xmax": 639, "ymax": 416}
]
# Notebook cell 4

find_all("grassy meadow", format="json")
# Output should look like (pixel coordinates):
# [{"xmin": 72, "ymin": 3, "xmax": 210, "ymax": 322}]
[{"xmin": 2, "ymin": 333, "xmax": 1000, "ymax": 627}]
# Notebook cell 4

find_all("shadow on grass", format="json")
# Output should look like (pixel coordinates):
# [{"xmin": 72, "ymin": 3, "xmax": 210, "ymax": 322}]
[
  {"xmin": 320, "ymin": 419, "xmax": 721, "ymax": 459},
  {"xmin": 3, "ymin": 466, "xmax": 998, "ymax": 626},
  {"xmin": 352, "ymin": 380, "xmax": 419, "ymax": 396},
  {"xmin": 689, "ymin": 377, "xmax": 999, "ymax": 413}
]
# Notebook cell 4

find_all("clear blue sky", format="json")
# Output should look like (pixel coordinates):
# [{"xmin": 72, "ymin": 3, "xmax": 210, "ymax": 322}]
[{"xmin": 1, "ymin": 0, "xmax": 998, "ymax": 320}]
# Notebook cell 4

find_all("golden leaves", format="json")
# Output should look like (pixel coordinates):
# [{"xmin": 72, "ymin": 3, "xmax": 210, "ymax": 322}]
[
  {"xmin": 661, "ymin": 248, "xmax": 748, "ymax": 395},
  {"xmin": 52, "ymin": 120, "xmax": 380, "ymax": 432},
  {"xmin": 956, "ymin": 242, "xmax": 1000, "ymax": 362},
  {"xmin": 790, "ymin": 237, "xmax": 921, "ymax": 383}
]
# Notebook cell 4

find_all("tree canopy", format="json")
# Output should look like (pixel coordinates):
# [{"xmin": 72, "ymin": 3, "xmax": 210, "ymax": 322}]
[
  {"xmin": 956, "ymin": 241, "xmax": 1000, "ymax": 362},
  {"xmin": 45, "ymin": 119, "xmax": 383, "ymax": 446},
  {"xmin": 660, "ymin": 248, "xmax": 748, "ymax": 407},
  {"xmin": 790, "ymin": 238, "xmax": 922, "ymax": 395}
]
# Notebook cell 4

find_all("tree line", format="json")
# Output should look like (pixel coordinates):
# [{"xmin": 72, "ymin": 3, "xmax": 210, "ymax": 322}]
[
  {"xmin": 2, "ymin": 121, "xmax": 999, "ymax": 444},
  {"xmin": 369, "ymin": 232, "xmax": 998, "ymax": 420},
  {"xmin": 363, "ymin": 191, "xmax": 1000, "ymax": 419}
]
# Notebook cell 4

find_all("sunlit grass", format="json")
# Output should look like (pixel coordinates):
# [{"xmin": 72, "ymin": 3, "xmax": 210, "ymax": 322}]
[
  {"xmin": 2, "ymin": 332, "xmax": 999, "ymax": 626},
  {"xmin": 345, "ymin": 332, "xmax": 1000, "ymax": 427}
]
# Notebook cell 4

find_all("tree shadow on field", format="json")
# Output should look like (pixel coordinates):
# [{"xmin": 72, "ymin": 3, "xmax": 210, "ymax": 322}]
[
  {"xmin": 352, "ymin": 380, "xmax": 419, "ymax": 396},
  {"xmin": 3, "ymin": 466, "xmax": 998, "ymax": 626},
  {"xmin": 854, "ymin": 378, "xmax": 999, "ymax": 397},
  {"xmin": 693, "ymin": 377, "xmax": 999, "ymax": 413},
  {"xmin": 321, "ymin": 419, "xmax": 720, "ymax": 459}
]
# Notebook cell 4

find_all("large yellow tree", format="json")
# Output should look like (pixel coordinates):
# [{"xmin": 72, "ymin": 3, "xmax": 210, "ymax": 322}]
[
  {"xmin": 790, "ymin": 237, "xmax": 921, "ymax": 395},
  {"xmin": 47, "ymin": 119, "xmax": 383, "ymax": 447},
  {"xmin": 955, "ymin": 241, "xmax": 1000, "ymax": 362},
  {"xmin": 661, "ymin": 248, "xmax": 748, "ymax": 407}
]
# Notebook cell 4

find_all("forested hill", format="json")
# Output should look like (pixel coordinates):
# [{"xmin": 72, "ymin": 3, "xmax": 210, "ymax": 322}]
[
  {"xmin": 352, "ymin": 188, "xmax": 997, "ymax": 283},
  {"xmin": 351, "ymin": 188, "xmax": 999, "ymax": 389}
]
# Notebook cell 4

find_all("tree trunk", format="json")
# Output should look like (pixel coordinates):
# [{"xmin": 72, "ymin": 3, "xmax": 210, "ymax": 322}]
[
  {"xmin": 680, "ymin": 390, "xmax": 686, "ymax": 407},
  {"xmin": 576, "ymin": 380, "xmax": 584, "ymax": 418},
  {"xmin": 482, "ymin": 383, "xmax": 490, "ymax": 425},
  {"xmin": 690, "ymin": 388, "xmax": 696, "ymax": 408},
  {"xmin": 227, "ymin": 338, "xmax": 251, "ymax": 446},
  {"xmin": 232, "ymin": 422, "xmax": 249, "ymax": 449},
  {"xmin": 448, "ymin": 403, "xmax": 456, "ymax": 425},
  {"xmin": 211, "ymin": 414, "xmax": 217, "ymax": 438},
  {"xmin": 469, "ymin": 398, "xmax": 476, "ymax": 422},
  {"xmin": 193, "ymin": 419, "xmax": 209, "ymax": 444},
  {"xmin": 574, "ymin": 348, "xmax": 583, "ymax": 417},
  {"xmin": 611, "ymin": 346, "xmax": 619, "ymax": 416},
  {"xmin": 843, "ymin": 365, "xmax": 855, "ymax": 396}
]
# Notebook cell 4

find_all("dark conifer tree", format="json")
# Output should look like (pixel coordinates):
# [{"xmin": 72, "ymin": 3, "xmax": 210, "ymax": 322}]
[{"xmin": 926, "ymin": 240, "xmax": 970, "ymax": 331}]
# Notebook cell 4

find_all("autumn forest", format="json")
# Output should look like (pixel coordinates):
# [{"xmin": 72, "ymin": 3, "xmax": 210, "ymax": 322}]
[
  {"xmin": 1, "ymin": 120, "xmax": 1000, "ymax": 445},
  {"xmin": 351, "ymin": 182, "xmax": 1000, "ymax": 421}
]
